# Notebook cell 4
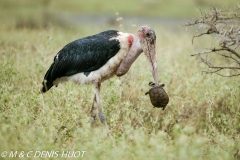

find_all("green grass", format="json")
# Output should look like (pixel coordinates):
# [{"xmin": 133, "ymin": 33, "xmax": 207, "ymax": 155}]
[
  {"xmin": 1, "ymin": 24, "xmax": 240, "ymax": 159},
  {"xmin": 1, "ymin": 1, "xmax": 240, "ymax": 160}
]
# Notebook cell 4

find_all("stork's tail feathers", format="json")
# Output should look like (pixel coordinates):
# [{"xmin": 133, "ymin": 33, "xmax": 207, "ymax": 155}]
[
  {"xmin": 41, "ymin": 80, "xmax": 53, "ymax": 93},
  {"xmin": 41, "ymin": 63, "xmax": 54, "ymax": 93}
]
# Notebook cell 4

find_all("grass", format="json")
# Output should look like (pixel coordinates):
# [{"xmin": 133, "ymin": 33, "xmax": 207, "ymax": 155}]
[
  {"xmin": 1, "ymin": 24, "xmax": 240, "ymax": 159},
  {"xmin": 1, "ymin": 1, "xmax": 240, "ymax": 160}
]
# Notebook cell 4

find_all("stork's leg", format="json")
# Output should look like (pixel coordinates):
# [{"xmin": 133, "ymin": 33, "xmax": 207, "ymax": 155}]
[
  {"xmin": 91, "ymin": 82, "xmax": 110, "ymax": 135},
  {"xmin": 90, "ymin": 95, "xmax": 98, "ymax": 126}
]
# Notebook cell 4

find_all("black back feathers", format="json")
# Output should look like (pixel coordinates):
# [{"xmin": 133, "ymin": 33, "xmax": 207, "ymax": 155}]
[{"xmin": 41, "ymin": 30, "xmax": 121, "ymax": 92}]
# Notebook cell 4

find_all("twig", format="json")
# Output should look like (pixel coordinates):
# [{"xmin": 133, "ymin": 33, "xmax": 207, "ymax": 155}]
[{"xmin": 186, "ymin": 5, "xmax": 240, "ymax": 77}]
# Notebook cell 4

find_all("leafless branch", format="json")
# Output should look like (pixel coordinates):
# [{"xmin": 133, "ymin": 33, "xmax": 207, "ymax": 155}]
[{"xmin": 185, "ymin": 5, "xmax": 240, "ymax": 77}]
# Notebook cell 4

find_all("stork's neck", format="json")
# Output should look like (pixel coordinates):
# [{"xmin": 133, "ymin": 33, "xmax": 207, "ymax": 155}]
[
  {"xmin": 130, "ymin": 35, "xmax": 143, "ymax": 55},
  {"xmin": 116, "ymin": 35, "xmax": 143, "ymax": 76}
]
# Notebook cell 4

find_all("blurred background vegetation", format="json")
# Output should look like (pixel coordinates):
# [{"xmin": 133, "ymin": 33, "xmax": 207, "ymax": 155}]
[{"xmin": 0, "ymin": 0, "xmax": 239, "ymax": 29}]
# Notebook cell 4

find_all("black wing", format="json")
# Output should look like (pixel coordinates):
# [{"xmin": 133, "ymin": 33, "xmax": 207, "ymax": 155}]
[{"xmin": 41, "ymin": 30, "xmax": 120, "ymax": 92}]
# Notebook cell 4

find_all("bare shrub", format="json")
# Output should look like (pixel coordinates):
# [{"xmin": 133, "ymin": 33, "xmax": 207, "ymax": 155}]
[{"xmin": 185, "ymin": 5, "xmax": 240, "ymax": 77}]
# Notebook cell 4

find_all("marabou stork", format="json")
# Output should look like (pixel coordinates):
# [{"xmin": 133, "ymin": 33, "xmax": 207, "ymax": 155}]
[{"xmin": 41, "ymin": 26, "xmax": 159, "ymax": 134}]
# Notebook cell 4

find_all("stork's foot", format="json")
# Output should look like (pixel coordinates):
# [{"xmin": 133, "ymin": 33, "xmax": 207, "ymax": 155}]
[
  {"xmin": 90, "ymin": 116, "xmax": 99, "ymax": 128},
  {"xmin": 98, "ymin": 109, "xmax": 111, "ymax": 136},
  {"xmin": 90, "ymin": 95, "xmax": 107, "ymax": 128},
  {"xmin": 90, "ymin": 109, "xmax": 110, "ymax": 135},
  {"xmin": 90, "ymin": 108, "xmax": 111, "ymax": 136}
]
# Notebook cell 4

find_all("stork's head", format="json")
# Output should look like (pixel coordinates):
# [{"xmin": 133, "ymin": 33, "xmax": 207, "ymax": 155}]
[{"xmin": 138, "ymin": 26, "xmax": 159, "ymax": 84}]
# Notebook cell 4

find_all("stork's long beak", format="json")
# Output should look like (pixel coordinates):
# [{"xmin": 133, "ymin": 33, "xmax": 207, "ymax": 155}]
[
  {"xmin": 138, "ymin": 26, "xmax": 158, "ymax": 85},
  {"xmin": 143, "ymin": 40, "xmax": 158, "ymax": 84}
]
